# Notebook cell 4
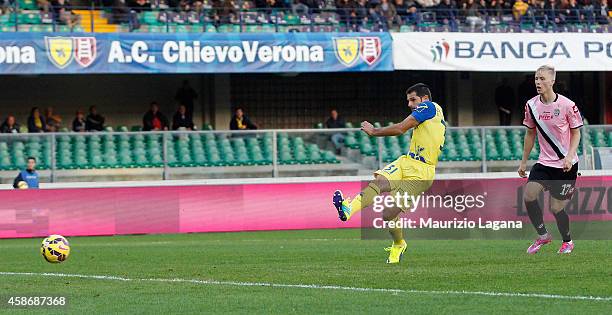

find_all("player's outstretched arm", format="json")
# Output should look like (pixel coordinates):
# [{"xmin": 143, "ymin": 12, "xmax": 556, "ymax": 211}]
[
  {"xmin": 518, "ymin": 128, "xmax": 536, "ymax": 178},
  {"xmin": 361, "ymin": 116, "xmax": 418, "ymax": 137}
]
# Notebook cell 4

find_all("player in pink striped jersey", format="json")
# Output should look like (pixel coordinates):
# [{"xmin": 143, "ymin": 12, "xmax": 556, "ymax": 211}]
[{"xmin": 518, "ymin": 65, "xmax": 582, "ymax": 255}]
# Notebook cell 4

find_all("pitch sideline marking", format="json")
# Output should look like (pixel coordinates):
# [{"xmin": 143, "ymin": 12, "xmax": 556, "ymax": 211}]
[
  {"xmin": 1, "ymin": 271, "xmax": 611, "ymax": 302},
  {"xmin": 0, "ymin": 239, "xmax": 361, "ymax": 248}
]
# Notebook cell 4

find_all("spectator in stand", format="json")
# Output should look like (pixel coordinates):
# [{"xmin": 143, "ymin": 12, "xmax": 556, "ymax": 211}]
[
  {"xmin": 462, "ymin": 0, "xmax": 485, "ymax": 30},
  {"xmin": 44, "ymin": 107, "xmax": 62, "ymax": 132},
  {"xmin": 175, "ymin": 80, "xmax": 198, "ymax": 119},
  {"xmin": 72, "ymin": 110, "xmax": 86, "ymax": 132},
  {"xmin": 213, "ymin": 0, "xmax": 236, "ymax": 25},
  {"xmin": 337, "ymin": 0, "xmax": 357, "ymax": 26},
  {"xmin": 129, "ymin": 0, "xmax": 151, "ymax": 12},
  {"xmin": 27, "ymin": 107, "xmax": 46, "ymax": 133},
  {"xmin": 112, "ymin": 0, "xmax": 142, "ymax": 30},
  {"xmin": 582, "ymin": 0, "xmax": 595, "ymax": 24},
  {"xmin": 531, "ymin": 0, "xmax": 549, "ymax": 27},
  {"xmin": 325, "ymin": 109, "xmax": 346, "ymax": 154},
  {"xmin": 240, "ymin": 0, "xmax": 253, "ymax": 10},
  {"xmin": 489, "ymin": 0, "xmax": 504, "ymax": 20},
  {"xmin": 437, "ymin": 0, "xmax": 458, "ymax": 28},
  {"xmin": 478, "ymin": 0, "xmax": 489, "ymax": 19},
  {"xmin": 143, "ymin": 102, "xmax": 169, "ymax": 131},
  {"xmin": 179, "ymin": 0, "xmax": 193, "ymax": 12},
  {"xmin": 292, "ymin": 0, "xmax": 311, "ymax": 15},
  {"xmin": 512, "ymin": 0, "xmax": 530, "ymax": 21},
  {"xmin": 172, "ymin": 104, "xmax": 195, "ymax": 130},
  {"xmin": 230, "ymin": 108, "xmax": 257, "ymax": 130},
  {"xmin": 111, "ymin": 0, "xmax": 130, "ymax": 23},
  {"xmin": 51, "ymin": 0, "xmax": 81, "ymax": 28},
  {"xmin": 374, "ymin": 0, "xmax": 399, "ymax": 30},
  {"xmin": 395, "ymin": 0, "xmax": 419, "ymax": 25},
  {"xmin": 0, "ymin": 115, "xmax": 19, "ymax": 133},
  {"xmin": 353, "ymin": 0, "xmax": 371, "ymax": 27},
  {"xmin": 545, "ymin": 0, "xmax": 563, "ymax": 26},
  {"xmin": 38, "ymin": 0, "xmax": 51, "ymax": 12},
  {"xmin": 192, "ymin": 0, "xmax": 204, "ymax": 13},
  {"xmin": 594, "ymin": 0, "xmax": 609, "ymax": 24},
  {"xmin": 262, "ymin": 0, "xmax": 287, "ymax": 10},
  {"xmin": 415, "ymin": 0, "xmax": 439, "ymax": 8},
  {"xmin": 564, "ymin": 0, "xmax": 582, "ymax": 23},
  {"xmin": 86, "ymin": 106, "xmax": 105, "ymax": 131}
]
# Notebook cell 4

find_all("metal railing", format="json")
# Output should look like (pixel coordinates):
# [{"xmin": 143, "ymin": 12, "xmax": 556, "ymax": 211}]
[
  {"xmin": 0, "ymin": 124, "xmax": 606, "ymax": 180},
  {"xmin": 3, "ymin": 4, "xmax": 610, "ymax": 33}
]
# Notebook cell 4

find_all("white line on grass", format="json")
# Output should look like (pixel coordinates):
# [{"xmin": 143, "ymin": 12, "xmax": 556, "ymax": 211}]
[
  {"xmin": 1, "ymin": 271, "xmax": 611, "ymax": 302},
  {"xmin": 0, "ymin": 239, "xmax": 362, "ymax": 248}
]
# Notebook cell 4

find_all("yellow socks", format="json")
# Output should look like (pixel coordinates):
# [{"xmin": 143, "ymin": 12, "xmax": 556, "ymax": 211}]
[
  {"xmin": 347, "ymin": 182, "xmax": 381, "ymax": 219},
  {"xmin": 389, "ymin": 217, "xmax": 404, "ymax": 245}
]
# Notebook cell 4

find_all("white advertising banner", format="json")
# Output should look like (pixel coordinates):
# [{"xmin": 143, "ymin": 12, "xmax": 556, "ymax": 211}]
[{"xmin": 392, "ymin": 32, "xmax": 612, "ymax": 72}]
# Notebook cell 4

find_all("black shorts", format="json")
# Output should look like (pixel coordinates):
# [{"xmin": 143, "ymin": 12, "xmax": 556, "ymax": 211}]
[{"xmin": 528, "ymin": 162, "xmax": 578, "ymax": 200}]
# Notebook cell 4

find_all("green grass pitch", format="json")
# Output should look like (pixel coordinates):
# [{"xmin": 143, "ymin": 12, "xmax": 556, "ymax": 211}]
[{"xmin": 0, "ymin": 229, "xmax": 611, "ymax": 314}]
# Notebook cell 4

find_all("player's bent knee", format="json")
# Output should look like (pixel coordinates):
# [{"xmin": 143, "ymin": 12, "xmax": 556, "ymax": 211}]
[
  {"xmin": 523, "ymin": 182, "xmax": 543, "ymax": 202},
  {"xmin": 549, "ymin": 198, "xmax": 569, "ymax": 214},
  {"xmin": 374, "ymin": 175, "xmax": 391, "ymax": 193}
]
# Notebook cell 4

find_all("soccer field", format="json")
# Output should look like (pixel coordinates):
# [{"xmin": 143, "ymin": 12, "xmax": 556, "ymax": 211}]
[{"xmin": 1, "ymin": 229, "xmax": 611, "ymax": 314}]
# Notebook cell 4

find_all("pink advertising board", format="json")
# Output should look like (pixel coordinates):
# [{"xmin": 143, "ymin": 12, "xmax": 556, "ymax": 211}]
[{"xmin": 0, "ymin": 177, "xmax": 610, "ymax": 239}]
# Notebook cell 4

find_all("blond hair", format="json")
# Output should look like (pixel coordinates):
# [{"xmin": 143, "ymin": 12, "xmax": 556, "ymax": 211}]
[{"xmin": 536, "ymin": 65, "xmax": 556, "ymax": 80}]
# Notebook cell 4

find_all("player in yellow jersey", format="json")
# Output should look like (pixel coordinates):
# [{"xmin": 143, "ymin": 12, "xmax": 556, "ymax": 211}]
[{"xmin": 333, "ymin": 83, "xmax": 446, "ymax": 264}]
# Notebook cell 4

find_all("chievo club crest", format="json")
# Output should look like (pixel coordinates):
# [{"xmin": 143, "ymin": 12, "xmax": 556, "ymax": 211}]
[
  {"xmin": 358, "ymin": 37, "xmax": 381, "ymax": 66},
  {"xmin": 333, "ymin": 37, "xmax": 382, "ymax": 67},
  {"xmin": 74, "ymin": 37, "xmax": 97, "ymax": 67},
  {"xmin": 45, "ymin": 36, "xmax": 97, "ymax": 69}
]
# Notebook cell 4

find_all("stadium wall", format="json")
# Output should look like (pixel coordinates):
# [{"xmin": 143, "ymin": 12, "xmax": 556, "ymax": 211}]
[
  {"xmin": 0, "ymin": 74, "xmax": 206, "ymax": 128},
  {"xmin": 0, "ymin": 71, "xmax": 603, "ymax": 130}
]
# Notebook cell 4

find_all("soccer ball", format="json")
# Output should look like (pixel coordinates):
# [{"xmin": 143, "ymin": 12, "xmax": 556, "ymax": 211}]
[
  {"xmin": 41, "ymin": 235, "xmax": 70, "ymax": 263},
  {"xmin": 17, "ymin": 181, "xmax": 28, "ymax": 189}
]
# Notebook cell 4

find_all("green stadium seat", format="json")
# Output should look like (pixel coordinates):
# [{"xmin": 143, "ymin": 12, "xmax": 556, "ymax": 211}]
[
  {"xmin": 142, "ymin": 11, "xmax": 161, "ymax": 25},
  {"xmin": 323, "ymin": 151, "xmax": 338, "ymax": 163},
  {"xmin": 208, "ymin": 153, "xmax": 221, "ymax": 165},
  {"xmin": 201, "ymin": 24, "xmax": 215, "ymax": 33},
  {"xmin": 217, "ymin": 24, "xmax": 240, "ymax": 32},
  {"xmin": 261, "ymin": 24, "xmax": 275, "ymax": 32},
  {"xmin": 283, "ymin": 14, "xmax": 301, "ymax": 25},
  {"xmin": 19, "ymin": 0, "xmax": 38, "ymax": 10}
]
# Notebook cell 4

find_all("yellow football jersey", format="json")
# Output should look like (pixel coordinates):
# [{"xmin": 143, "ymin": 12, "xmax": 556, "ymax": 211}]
[{"xmin": 407, "ymin": 101, "xmax": 446, "ymax": 166}]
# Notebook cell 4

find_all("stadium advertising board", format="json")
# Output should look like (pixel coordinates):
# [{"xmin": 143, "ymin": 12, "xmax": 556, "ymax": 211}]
[
  {"xmin": 392, "ymin": 32, "xmax": 612, "ymax": 71},
  {"xmin": 0, "ymin": 177, "xmax": 610, "ymax": 239},
  {"xmin": 0, "ymin": 32, "xmax": 392, "ymax": 74}
]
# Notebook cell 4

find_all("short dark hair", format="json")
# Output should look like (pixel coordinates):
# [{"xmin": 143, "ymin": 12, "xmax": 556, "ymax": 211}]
[
  {"xmin": 27, "ymin": 156, "xmax": 36, "ymax": 162},
  {"xmin": 406, "ymin": 83, "xmax": 432, "ymax": 100}
]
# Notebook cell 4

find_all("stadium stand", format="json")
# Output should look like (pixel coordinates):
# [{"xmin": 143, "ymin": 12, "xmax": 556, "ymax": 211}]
[
  {"xmin": 0, "ymin": 0, "xmax": 609, "ymax": 33},
  {"xmin": 0, "ymin": 129, "xmax": 341, "ymax": 171},
  {"xmin": 0, "ymin": 124, "xmax": 604, "ymax": 172},
  {"xmin": 318, "ymin": 122, "xmax": 598, "ymax": 164}
]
